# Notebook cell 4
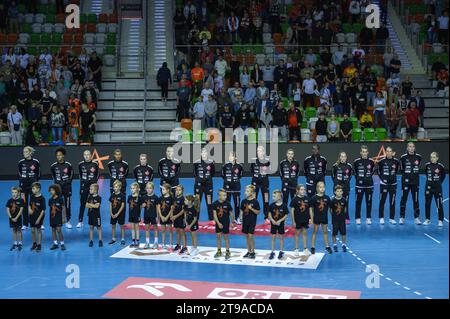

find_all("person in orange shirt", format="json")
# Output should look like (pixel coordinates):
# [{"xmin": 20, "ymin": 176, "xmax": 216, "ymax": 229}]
[
  {"xmin": 343, "ymin": 62, "xmax": 357, "ymax": 79},
  {"xmin": 191, "ymin": 62, "xmax": 205, "ymax": 95},
  {"xmin": 67, "ymin": 103, "xmax": 80, "ymax": 143}
]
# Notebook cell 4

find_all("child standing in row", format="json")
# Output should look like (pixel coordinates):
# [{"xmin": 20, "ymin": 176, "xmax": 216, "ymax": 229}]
[
  {"xmin": 142, "ymin": 182, "xmax": 159, "ymax": 249},
  {"xmin": 240, "ymin": 185, "xmax": 260, "ymax": 259},
  {"xmin": 109, "ymin": 180, "xmax": 126, "ymax": 245},
  {"xmin": 86, "ymin": 183, "xmax": 102, "ymax": 247},
  {"xmin": 290, "ymin": 185, "xmax": 311, "ymax": 256},
  {"xmin": 128, "ymin": 182, "xmax": 142, "ymax": 248},
  {"xmin": 310, "ymin": 181, "xmax": 332, "ymax": 255},
  {"xmin": 48, "ymin": 184, "xmax": 66, "ymax": 251},
  {"xmin": 7, "ymin": 187, "xmax": 25, "ymax": 251},
  {"xmin": 172, "ymin": 185, "xmax": 187, "ymax": 254},
  {"xmin": 158, "ymin": 183, "xmax": 174, "ymax": 249},
  {"xmin": 212, "ymin": 189, "xmax": 235, "ymax": 260},
  {"xmin": 268, "ymin": 190, "xmax": 289, "ymax": 260},
  {"xmin": 330, "ymin": 185, "xmax": 348, "ymax": 252},
  {"xmin": 184, "ymin": 194, "xmax": 200, "ymax": 256},
  {"xmin": 29, "ymin": 182, "xmax": 45, "ymax": 252}
]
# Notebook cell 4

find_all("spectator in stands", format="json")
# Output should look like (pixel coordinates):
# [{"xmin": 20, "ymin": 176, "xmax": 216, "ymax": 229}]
[
  {"xmin": 243, "ymin": 81, "xmax": 256, "ymax": 105},
  {"xmin": 360, "ymin": 110, "xmax": 373, "ymax": 129},
  {"xmin": 176, "ymin": 78, "xmax": 192, "ymax": 121},
  {"xmin": 49, "ymin": 105, "xmax": 65, "ymax": 145},
  {"xmin": 26, "ymin": 58, "xmax": 38, "ymax": 92},
  {"xmin": 315, "ymin": 112, "xmax": 328, "ymax": 142},
  {"xmin": 360, "ymin": 25, "xmax": 374, "ymax": 54},
  {"xmin": 383, "ymin": 47, "xmax": 394, "ymax": 78},
  {"xmin": 0, "ymin": 107, "xmax": 9, "ymax": 132},
  {"xmin": 292, "ymin": 81, "xmax": 302, "ymax": 108},
  {"xmin": 373, "ymin": 91, "xmax": 387, "ymax": 128},
  {"xmin": 205, "ymin": 94, "xmax": 218, "ymax": 128},
  {"xmin": 354, "ymin": 83, "xmax": 367, "ymax": 120},
  {"xmin": 250, "ymin": 63, "xmax": 263, "ymax": 85},
  {"xmin": 214, "ymin": 55, "xmax": 227, "ymax": 80},
  {"xmin": 302, "ymin": 72, "xmax": 317, "ymax": 108},
  {"xmin": 227, "ymin": 11, "xmax": 239, "ymax": 44},
  {"xmin": 0, "ymin": 74, "xmax": 6, "ymax": 108},
  {"xmin": 7, "ymin": 104, "xmax": 22, "ymax": 144},
  {"xmin": 437, "ymin": 9, "xmax": 449, "ymax": 44},
  {"xmin": 405, "ymin": 101, "xmax": 421, "ymax": 139},
  {"xmin": 271, "ymin": 101, "xmax": 287, "ymax": 140},
  {"xmin": 157, "ymin": 62, "xmax": 173, "ymax": 103},
  {"xmin": 340, "ymin": 113, "xmax": 353, "ymax": 142},
  {"xmin": 287, "ymin": 101, "xmax": 302, "ymax": 141},
  {"xmin": 262, "ymin": 60, "xmax": 275, "ymax": 90},
  {"xmin": 274, "ymin": 59, "xmax": 288, "ymax": 96},
  {"xmin": 389, "ymin": 54, "xmax": 402, "ymax": 77},
  {"xmin": 79, "ymin": 103, "xmax": 96, "ymax": 144},
  {"xmin": 305, "ymin": 49, "xmax": 318, "ymax": 67},
  {"xmin": 192, "ymin": 97, "xmax": 206, "ymax": 124},
  {"xmin": 239, "ymin": 10, "xmax": 251, "ymax": 44},
  {"xmin": 88, "ymin": 52, "xmax": 103, "ymax": 90},
  {"xmin": 7, "ymin": 1, "xmax": 19, "ymax": 34},
  {"xmin": 348, "ymin": 0, "xmax": 361, "ymax": 23},
  {"xmin": 240, "ymin": 65, "xmax": 250, "ymax": 90},
  {"xmin": 219, "ymin": 103, "xmax": 234, "ymax": 139},
  {"xmin": 56, "ymin": 78, "xmax": 71, "ymax": 108},
  {"xmin": 385, "ymin": 102, "xmax": 401, "ymax": 139},
  {"xmin": 401, "ymin": 75, "xmax": 414, "ymax": 99},
  {"xmin": 410, "ymin": 90, "xmax": 426, "ymax": 128},
  {"xmin": 327, "ymin": 113, "xmax": 340, "ymax": 142}
]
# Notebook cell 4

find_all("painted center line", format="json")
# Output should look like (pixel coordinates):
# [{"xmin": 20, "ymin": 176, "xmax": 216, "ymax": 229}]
[{"xmin": 424, "ymin": 233, "xmax": 441, "ymax": 244}]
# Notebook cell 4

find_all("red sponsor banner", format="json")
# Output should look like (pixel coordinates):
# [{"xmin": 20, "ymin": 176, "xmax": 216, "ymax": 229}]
[
  {"xmin": 123, "ymin": 222, "xmax": 298, "ymax": 237},
  {"xmin": 104, "ymin": 277, "xmax": 361, "ymax": 299}
]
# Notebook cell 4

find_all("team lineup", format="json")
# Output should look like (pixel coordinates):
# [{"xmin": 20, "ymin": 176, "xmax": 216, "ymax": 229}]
[{"xmin": 7, "ymin": 142, "xmax": 446, "ymax": 260}]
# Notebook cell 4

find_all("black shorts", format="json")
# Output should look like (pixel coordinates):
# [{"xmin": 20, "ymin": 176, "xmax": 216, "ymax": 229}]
[
  {"xmin": 195, "ymin": 181, "xmax": 213, "ymax": 196},
  {"xmin": 216, "ymin": 222, "xmax": 230, "ymax": 234},
  {"xmin": 242, "ymin": 222, "xmax": 256, "ymax": 234},
  {"xmin": 294, "ymin": 219, "xmax": 309, "ymax": 230},
  {"xmin": 9, "ymin": 217, "xmax": 22, "ymax": 229},
  {"xmin": 313, "ymin": 216, "xmax": 328, "ymax": 225},
  {"xmin": 160, "ymin": 214, "xmax": 172, "ymax": 225},
  {"xmin": 270, "ymin": 223, "xmax": 285, "ymax": 235},
  {"xmin": 332, "ymin": 221, "xmax": 346, "ymax": 236},
  {"xmin": 281, "ymin": 180, "xmax": 297, "ymax": 193},
  {"xmin": 30, "ymin": 214, "xmax": 44, "ymax": 228},
  {"xmin": 252, "ymin": 177, "xmax": 269, "ymax": 193},
  {"xmin": 128, "ymin": 212, "xmax": 141, "ymax": 224},
  {"xmin": 173, "ymin": 216, "xmax": 186, "ymax": 229},
  {"xmin": 189, "ymin": 222, "xmax": 199, "ymax": 232},
  {"xmin": 110, "ymin": 212, "xmax": 125, "ymax": 225},
  {"xmin": 223, "ymin": 182, "xmax": 241, "ymax": 193},
  {"xmin": 88, "ymin": 212, "xmax": 101, "ymax": 227},
  {"xmin": 50, "ymin": 216, "xmax": 63, "ymax": 228}
]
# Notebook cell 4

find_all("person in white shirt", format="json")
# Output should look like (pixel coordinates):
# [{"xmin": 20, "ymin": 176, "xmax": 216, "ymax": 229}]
[
  {"xmin": 200, "ymin": 82, "xmax": 214, "ymax": 103},
  {"xmin": 302, "ymin": 72, "xmax": 317, "ymax": 108},
  {"xmin": 18, "ymin": 48, "xmax": 30, "ymax": 70},
  {"xmin": 332, "ymin": 45, "xmax": 345, "ymax": 67},
  {"xmin": 39, "ymin": 48, "xmax": 52, "ymax": 66},
  {"xmin": 304, "ymin": 49, "xmax": 318, "ymax": 66},
  {"xmin": 373, "ymin": 92, "xmax": 387, "ymax": 128},
  {"xmin": 2, "ymin": 48, "xmax": 16, "ymax": 65},
  {"xmin": 192, "ymin": 99, "xmax": 206, "ymax": 123},
  {"xmin": 437, "ymin": 10, "xmax": 449, "ymax": 43},
  {"xmin": 7, "ymin": 105, "xmax": 23, "ymax": 145},
  {"xmin": 204, "ymin": 94, "xmax": 218, "ymax": 128},
  {"xmin": 214, "ymin": 55, "xmax": 228, "ymax": 78}
]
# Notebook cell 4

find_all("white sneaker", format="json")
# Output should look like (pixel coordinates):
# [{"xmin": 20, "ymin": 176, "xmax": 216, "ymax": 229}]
[
  {"xmin": 76, "ymin": 222, "xmax": 83, "ymax": 228},
  {"xmin": 399, "ymin": 218, "xmax": 405, "ymax": 225},
  {"xmin": 438, "ymin": 221, "xmax": 443, "ymax": 227},
  {"xmin": 389, "ymin": 219, "xmax": 397, "ymax": 225},
  {"xmin": 366, "ymin": 218, "xmax": 372, "ymax": 225},
  {"xmin": 41, "ymin": 225, "xmax": 45, "ymax": 230},
  {"xmin": 152, "ymin": 243, "xmax": 159, "ymax": 249},
  {"xmin": 379, "ymin": 218, "xmax": 385, "ymax": 225},
  {"xmin": 21, "ymin": 226, "xmax": 28, "ymax": 231},
  {"xmin": 65, "ymin": 222, "xmax": 73, "ymax": 229},
  {"xmin": 190, "ymin": 248, "xmax": 199, "ymax": 256},
  {"xmin": 414, "ymin": 218, "xmax": 422, "ymax": 225},
  {"xmin": 303, "ymin": 248, "xmax": 311, "ymax": 256},
  {"xmin": 423, "ymin": 219, "xmax": 431, "ymax": 225},
  {"xmin": 356, "ymin": 218, "xmax": 361, "ymax": 225},
  {"xmin": 294, "ymin": 249, "xmax": 299, "ymax": 257}
]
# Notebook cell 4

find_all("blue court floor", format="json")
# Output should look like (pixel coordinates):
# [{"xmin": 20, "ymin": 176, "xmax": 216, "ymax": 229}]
[{"xmin": 0, "ymin": 175, "xmax": 448, "ymax": 299}]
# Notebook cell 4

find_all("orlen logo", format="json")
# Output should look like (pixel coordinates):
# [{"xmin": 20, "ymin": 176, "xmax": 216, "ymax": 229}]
[{"xmin": 65, "ymin": 4, "xmax": 80, "ymax": 29}]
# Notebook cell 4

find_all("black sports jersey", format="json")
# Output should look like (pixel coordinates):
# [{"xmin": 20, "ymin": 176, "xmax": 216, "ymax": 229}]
[
  {"xmin": 133, "ymin": 164, "xmax": 154, "ymax": 193},
  {"xmin": 141, "ymin": 193, "xmax": 159, "ymax": 213},
  {"xmin": 29, "ymin": 194, "xmax": 46, "ymax": 215},
  {"xmin": 127, "ymin": 195, "xmax": 141, "ymax": 217},
  {"xmin": 158, "ymin": 157, "xmax": 181, "ymax": 185},
  {"xmin": 87, "ymin": 194, "xmax": 101, "ymax": 216},
  {"xmin": 310, "ymin": 194, "xmax": 331, "ymax": 220},
  {"xmin": 377, "ymin": 157, "xmax": 400, "ymax": 185},
  {"xmin": 221, "ymin": 162, "xmax": 243, "ymax": 184},
  {"xmin": 78, "ymin": 161, "xmax": 99, "ymax": 188},
  {"xmin": 303, "ymin": 155, "xmax": 327, "ymax": 185},
  {"xmin": 6, "ymin": 197, "xmax": 25, "ymax": 218},
  {"xmin": 424, "ymin": 162, "xmax": 446, "ymax": 187},
  {"xmin": 194, "ymin": 159, "xmax": 215, "ymax": 183},
  {"xmin": 353, "ymin": 158, "xmax": 376, "ymax": 187},
  {"xmin": 212, "ymin": 200, "xmax": 233, "ymax": 223},
  {"xmin": 158, "ymin": 195, "xmax": 174, "ymax": 217},
  {"xmin": 268, "ymin": 202, "xmax": 289, "ymax": 222},
  {"xmin": 18, "ymin": 158, "xmax": 40, "ymax": 189},
  {"xmin": 250, "ymin": 157, "xmax": 271, "ymax": 180},
  {"xmin": 108, "ymin": 160, "xmax": 129, "ymax": 185},
  {"xmin": 332, "ymin": 162, "xmax": 353, "ymax": 190},
  {"xmin": 50, "ymin": 161, "xmax": 74, "ymax": 191},
  {"xmin": 290, "ymin": 195, "xmax": 310, "ymax": 223},
  {"xmin": 48, "ymin": 196, "xmax": 64, "ymax": 220},
  {"xmin": 330, "ymin": 196, "xmax": 347, "ymax": 224},
  {"xmin": 109, "ymin": 193, "xmax": 125, "ymax": 215},
  {"xmin": 185, "ymin": 205, "xmax": 199, "ymax": 225},
  {"xmin": 173, "ymin": 196, "xmax": 185, "ymax": 215},
  {"xmin": 400, "ymin": 153, "xmax": 422, "ymax": 185},
  {"xmin": 240, "ymin": 198, "xmax": 260, "ymax": 225},
  {"xmin": 279, "ymin": 159, "xmax": 300, "ymax": 181}
]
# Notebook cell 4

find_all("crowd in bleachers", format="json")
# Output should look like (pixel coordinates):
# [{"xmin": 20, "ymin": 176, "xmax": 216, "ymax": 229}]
[
  {"xmin": 170, "ymin": 0, "xmax": 434, "ymax": 142},
  {"xmin": 0, "ymin": 0, "xmax": 118, "ymax": 146}
]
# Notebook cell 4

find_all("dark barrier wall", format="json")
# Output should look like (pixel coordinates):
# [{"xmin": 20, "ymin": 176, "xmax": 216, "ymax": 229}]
[{"xmin": 0, "ymin": 141, "xmax": 448, "ymax": 179}]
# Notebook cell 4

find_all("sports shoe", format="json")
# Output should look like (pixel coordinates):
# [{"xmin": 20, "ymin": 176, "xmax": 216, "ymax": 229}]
[
  {"xmin": 414, "ymin": 218, "xmax": 422, "ymax": 225},
  {"xmin": 21, "ymin": 226, "xmax": 28, "ymax": 231},
  {"xmin": 342, "ymin": 245, "xmax": 347, "ymax": 252},
  {"xmin": 36, "ymin": 244, "xmax": 41, "ymax": 252},
  {"xmin": 249, "ymin": 252, "xmax": 256, "ymax": 259},
  {"xmin": 121, "ymin": 239, "xmax": 126, "ymax": 245},
  {"xmin": 243, "ymin": 252, "xmax": 251, "ymax": 258},
  {"xmin": 17, "ymin": 244, "xmax": 22, "ymax": 251},
  {"xmin": 214, "ymin": 250, "xmax": 222, "ymax": 258},
  {"xmin": 10, "ymin": 244, "xmax": 17, "ymax": 251},
  {"xmin": 60, "ymin": 244, "xmax": 66, "ymax": 251},
  {"xmin": 423, "ymin": 219, "xmax": 431, "ymax": 225},
  {"xmin": 303, "ymin": 248, "xmax": 311, "ymax": 256},
  {"xmin": 366, "ymin": 218, "xmax": 372, "ymax": 225},
  {"xmin": 399, "ymin": 218, "xmax": 405, "ymax": 225},
  {"xmin": 294, "ymin": 249, "xmax": 299, "ymax": 257},
  {"xmin": 325, "ymin": 246, "xmax": 333, "ymax": 254},
  {"xmin": 173, "ymin": 244, "xmax": 181, "ymax": 252},
  {"xmin": 89, "ymin": 240, "xmax": 93, "ymax": 247},
  {"xmin": 151, "ymin": 243, "xmax": 158, "ymax": 249},
  {"xmin": 269, "ymin": 251, "xmax": 275, "ymax": 260},
  {"xmin": 379, "ymin": 218, "xmax": 385, "ymax": 225},
  {"xmin": 355, "ymin": 218, "xmax": 361, "ymax": 225},
  {"xmin": 333, "ymin": 245, "xmax": 338, "ymax": 252},
  {"xmin": 30, "ymin": 243, "xmax": 37, "ymax": 251},
  {"xmin": 179, "ymin": 246, "xmax": 188, "ymax": 255},
  {"xmin": 389, "ymin": 219, "xmax": 397, "ymax": 225},
  {"xmin": 277, "ymin": 251, "xmax": 284, "ymax": 260},
  {"xmin": 41, "ymin": 225, "xmax": 45, "ymax": 230},
  {"xmin": 310, "ymin": 247, "xmax": 316, "ymax": 255},
  {"xmin": 438, "ymin": 220, "xmax": 444, "ymax": 227},
  {"xmin": 99, "ymin": 240, "xmax": 103, "ymax": 247},
  {"xmin": 65, "ymin": 222, "xmax": 73, "ymax": 229},
  {"xmin": 108, "ymin": 240, "xmax": 116, "ymax": 245},
  {"xmin": 50, "ymin": 244, "xmax": 59, "ymax": 250},
  {"xmin": 76, "ymin": 222, "xmax": 83, "ymax": 228},
  {"xmin": 225, "ymin": 250, "xmax": 231, "ymax": 260},
  {"xmin": 144, "ymin": 243, "xmax": 150, "ymax": 249}
]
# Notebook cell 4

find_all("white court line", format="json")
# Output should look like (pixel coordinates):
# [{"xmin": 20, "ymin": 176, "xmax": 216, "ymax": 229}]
[
  {"xmin": 404, "ymin": 287, "xmax": 411, "ymax": 291},
  {"xmin": 386, "ymin": 277, "xmax": 392, "ymax": 281},
  {"xmin": 394, "ymin": 282, "xmax": 401, "ymax": 286},
  {"xmin": 443, "ymin": 198, "xmax": 449, "ymax": 203},
  {"xmin": 414, "ymin": 291, "xmax": 422, "ymax": 296},
  {"xmin": 444, "ymin": 218, "xmax": 449, "ymax": 223},
  {"xmin": 424, "ymin": 233, "xmax": 441, "ymax": 244}
]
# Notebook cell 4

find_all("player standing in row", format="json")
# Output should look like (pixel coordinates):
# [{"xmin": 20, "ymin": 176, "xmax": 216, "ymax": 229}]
[
  {"xmin": 353, "ymin": 145, "xmax": 375, "ymax": 225},
  {"xmin": 86, "ymin": 183, "xmax": 102, "ymax": 247},
  {"xmin": 250, "ymin": 146, "xmax": 271, "ymax": 224},
  {"xmin": 108, "ymin": 149, "xmax": 129, "ymax": 195},
  {"xmin": 194, "ymin": 148, "xmax": 215, "ymax": 223},
  {"xmin": 303, "ymin": 145, "xmax": 327, "ymax": 197},
  {"xmin": 158, "ymin": 146, "xmax": 181, "ymax": 191},
  {"xmin": 290, "ymin": 185, "xmax": 311, "ymax": 256},
  {"xmin": 377, "ymin": 147, "xmax": 401, "ymax": 225},
  {"xmin": 109, "ymin": 180, "xmax": 126, "ymax": 245},
  {"xmin": 7, "ymin": 186, "xmax": 25, "ymax": 251},
  {"xmin": 221, "ymin": 151, "xmax": 243, "ymax": 223},
  {"xmin": 279, "ymin": 149, "xmax": 300, "ymax": 205},
  {"xmin": 141, "ymin": 182, "xmax": 159, "ymax": 248},
  {"xmin": 268, "ymin": 190, "xmax": 289, "ymax": 260},
  {"xmin": 424, "ymin": 152, "xmax": 446, "ymax": 226},
  {"xmin": 18, "ymin": 146, "xmax": 41, "ymax": 230},
  {"xmin": 330, "ymin": 185, "xmax": 348, "ymax": 252},
  {"xmin": 77, "ymin": 149, "xmax": 99, "ymax": 228},
  {"xmin": 50, "ymin": 148, "xmax": 74, "ymax": 229},
  {"xmin": 331, "ymin": 152, "xmax": 352, "ymax": 222},
  {"xmin": 29, "ymin": 182, "xmax": 45, "ymax": 252},
  {"xmin": 133, "ymin": 154, "xmax": 154, "ymax": 195},
  {"xmin": 212, "ymin": 189, "xmax": 235, "ymax": 260},
  {"xmin": 310, "ymin": 182, "xmax": 332, "ymax": 254},
  {"xmin": 399, "ymin": 142, "xmax": 422, "ymax": 224}
]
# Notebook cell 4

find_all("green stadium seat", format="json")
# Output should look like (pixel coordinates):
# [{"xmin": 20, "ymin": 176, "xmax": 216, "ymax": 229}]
[
  {"xmin": 349, "ymin": 117, "xmax": 359, "ymax": 128},
  {"xmin": 106, "ymin": 46, "xmax": 116, "ymax": 55},
  {"xmin": 182, "ymin": 130, "xmax": 192, "ymax": 143},
  {"xmin": 248, "ymin": 129, "xmax": 258, "ymax": 143},
  {"xmin": 342, "ymin": 23, "xmax": 352, "ymax": 33},
  {"xmin": 27, "ymin": 47, "xmax": 37, "ymax": 56},
  {"xmin": 48, "ymin": 5, "xmax": 57, "ymax": 15},
  {"xmin": 18, "ymin": 4, "xmax": 26, "ymax": 14},
  {"xmin": 52, "ymin": 34, "xmax": 62, "ymax": 44},
  {"xmin": 306, "ymin": 107, "xmax": 317, "ymax": 119},
  {"xmin": 30, "ymin": 34, "xmax": 40, "ymax": 44},
  {"xmin": 282, "ymin": 97, "xmax": 289, "ymax": 109},
  {"xmin": 46, "ymin": 14, "xmax": 55, "ymax": 24},
  {"xmin": 281, "ymin": 22, "xmax": 290, "ymax": 33},
  {"xmin": 21, "ymin": 23, "xmax": 31, "ymax": 34},
  {"xmin": 107, "ymin": 33, "xmax": 117, "ymax": 45},
  {"xmin": 41, "ymin": 34, "xmax": 51, "ymax": 44},
  {"xmin": 50, "ymin": 46, "xmax": 59, "ymax": 55},
  {"xmin": 88, "ymin": 14, "xmax": 97, "ymax": 24},
  {"xmin": 253, "ymin": 45, "xmax": 264, "ymax": 54},
  {"xmin": 375, "ymin": 128, "xmax": 387, "ymax": 141},
  {"xmin": 38, "ymin": 4, "xmax": 48, "ymax": 14},
  {"xmin": 353, "ymin": 23, "xmax": 363, "ymax": 33},
  {"xmin": 80, "ymin": 14, "xmax": 88, "ymax": 24},
  {"xmin": 352, "ymin": 128, "xmax": 362, "ymax": 142},
  {"xmin": 363, "ymin": 128, "xmax": 376, "ymax": 141},
  {"xmin": 301, "ymin": 120, "xmax": 308, "ymax": 129}
]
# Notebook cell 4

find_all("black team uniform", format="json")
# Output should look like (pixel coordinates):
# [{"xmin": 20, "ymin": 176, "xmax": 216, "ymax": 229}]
[
  {"xmin": 87, "ymin": 194, "xmax": 102, "ymax": 227},
  {"xmin": 133, "ymin": 164, "xmax": 154, "ymax": 195},
  {"xmin": 331, "ymin": 161, "xmax": 352, "ymax": 219},
  {"xmin": 279, "ymin": 158, "xmax": 300, "ymax": 204},
  {"xmin": 158, "ymin": 157, "xmax": 181, "ymax": 190},
  {"xmin": 378, "ymin": 156, "xmax": 400, "ymax": 220},
  {"xmin": 424, "ymin": 161, "xmax": 446, "ymax": 222},
  {"xmin": 142, "ymin": 193, "xmax": 159, "ymax": 226},
  {"xmin": 221, "ymin": 161, "xmax": 243, "ymax": 220},
  {"xmin": 250, "ymin": 157, "xmax": 271, "ymax": 219},
  {"xmin": 268, "ymin": 202, "xmax": 289, "ymax": 235},
  {"xmin": 50, "ymin": 161, "xmax": 74, "ymax": 223},
  {"xmin": 240, "ymin": 197, "xmax": 260, "ymax": 234},
  {"xmin": 29, "ymin": 194, "xmax": 46, "ymax": 229},
  {"xmin": 330, "ymin": 196, "xmax": 347, "ymax": 237},
  {"xmin": 109, "ymin": 192, "xmax": 126, "ymax": 226},
  {"xmin": 193, "ymin": 158, "xmax": 215, "ymax": 220},
  {"xmin": 108, "ymin": 159, "xmax": 129, "ymax": 195},
  {"xmin": 18, "ymin": 157, "xmax": 40, "ymax": 227},
  {"xmin": 78, "ymin": 160, "xmax": 99, "ymax": 223},
  {"xmin": 399, "ymin": 152, "xmax": 421, "ymax": 219},
  {"xmin": 212, "ymin": 200, "xmax": 233, "ymax": 234},
  {"xmin": 303, "ymin": 154, "xmax": 327, "ymax": 197},
  {"xmin": 290, "ymin": 195, "xmax": 310, "ymax": 229},
  {"xmin": 353, "ymin": 157, "xmax": 375, "ymax": 220}
]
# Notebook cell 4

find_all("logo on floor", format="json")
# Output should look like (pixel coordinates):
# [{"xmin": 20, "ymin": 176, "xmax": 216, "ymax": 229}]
[
  {"xmin": 104, "ymin": 277, "xmax": 361, "ymax": 299},
  {"xmin": 110, "ymin": 245, "xmax": 325, "ymax": 269}
]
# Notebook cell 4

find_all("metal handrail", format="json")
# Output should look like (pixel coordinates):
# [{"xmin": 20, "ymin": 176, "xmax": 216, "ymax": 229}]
[{"xmin": 142, "ymin": 0, "xmax": 148, "ymax": 144}]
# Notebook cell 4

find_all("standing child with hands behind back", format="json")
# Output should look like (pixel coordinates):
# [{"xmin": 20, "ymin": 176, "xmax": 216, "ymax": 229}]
[
  {"xmin": 6, "ymin": 186, "xmax": 25, "ymax": 251},
  {"xmin": 29, "ymin": 182, "xmax": 45, "ymax": 252},
  {"xmin": 239, "ymin": 185, "xmax": 260, "ymax": 259},
  {"xmin": 268, "ymin": 190, "xmax": 289, "ymax": 260},
  {"xmin": 184, "ymin": 195, "xmax": 200, "ymax": 256},
  {"xmin": 86, "ymin": 183, "xmax": 102, "ymax": 247},
  {"xmin": 158, "ymin": 183, "xmax": 174, "ymax": 250},
  {"xmin": 109, "ymin": 180, "xmax": 126, "ymax": 245}
]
